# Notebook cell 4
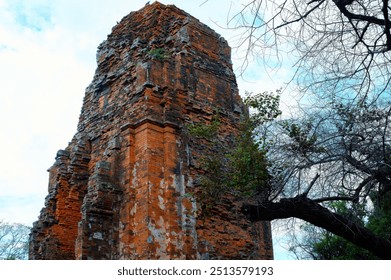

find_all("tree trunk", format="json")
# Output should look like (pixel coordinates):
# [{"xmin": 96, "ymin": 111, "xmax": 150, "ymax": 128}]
[{"xmin": 242, "ymin": 196, "xmax": 391, "ymax": 259}]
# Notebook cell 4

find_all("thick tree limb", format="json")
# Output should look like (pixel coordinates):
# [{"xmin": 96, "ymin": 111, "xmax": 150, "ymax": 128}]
[
  {"xmin": 333, "ymin": 0, "xmax": 386, "ymax": 26},
  {"xmin": 382, "ymin": 0, "xmax": 391, "ymax": 50},
  {"xmin": 242, "ymin": 196, "xmax": 391, "ymax": 259}
]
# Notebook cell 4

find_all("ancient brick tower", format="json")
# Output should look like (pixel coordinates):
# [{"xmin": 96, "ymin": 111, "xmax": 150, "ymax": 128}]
[{"xmin": 29, "ymin": 2, "xmax": 273, "ymax": 260}]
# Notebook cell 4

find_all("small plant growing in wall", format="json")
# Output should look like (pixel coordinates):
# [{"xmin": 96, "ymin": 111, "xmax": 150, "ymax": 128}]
[
  {"xmin": 148, "ymin": 48, "xmax": 169, "ymax": 61},
  {"xmin": 187, "ymin": 111, "xmax": 221, "ymax": 141},
  {"xmin": 186, "ymin": 104, "xmax": 274, "ymax": 216}
]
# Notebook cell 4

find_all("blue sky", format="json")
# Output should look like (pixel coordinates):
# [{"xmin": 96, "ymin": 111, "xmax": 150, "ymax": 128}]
[{"xmin": 0, "ymin": 0, "xmax": 295, "ymax": 259}]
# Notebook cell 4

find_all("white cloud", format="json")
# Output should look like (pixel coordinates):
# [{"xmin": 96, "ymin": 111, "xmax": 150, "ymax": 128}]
[{"xmin": 0, "ymin": 0, "xmax": 99, "ymax": 224}]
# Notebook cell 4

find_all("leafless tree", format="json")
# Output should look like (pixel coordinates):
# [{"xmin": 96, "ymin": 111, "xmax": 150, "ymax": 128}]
[
  {"xmin": 198, "ymin": 0, "xmax": 391, "ymax": 259},
  {"xmin": 228, "ymin": 0, "xmax": 391, "ymax": 99},
  {"xmin": 210, "ymin": 0, "xmax": 391, "ymax": 259},
  {"xmin": 243, "ymin": 92, "xmax": 391, "ymax": 259},
  {"xmin": 0, "ymin": 220, "xmax": 30, "ymax": 260}
]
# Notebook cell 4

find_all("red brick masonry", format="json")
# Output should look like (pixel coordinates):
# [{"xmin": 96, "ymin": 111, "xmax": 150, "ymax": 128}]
[{"xmin": 29, "ymin": 2, "xmax": 273, "ymax": 260}]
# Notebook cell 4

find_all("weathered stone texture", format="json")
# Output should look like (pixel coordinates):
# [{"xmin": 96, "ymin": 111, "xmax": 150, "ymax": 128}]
[{"xmin": 29, "ymin": 2, "xmax": 273, "ymax": 260}]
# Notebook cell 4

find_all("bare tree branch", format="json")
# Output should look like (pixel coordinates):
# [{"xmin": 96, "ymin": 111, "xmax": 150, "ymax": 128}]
[{"xmin": 228, "ymin": 0, "xmax": 391, "ymax": 97}]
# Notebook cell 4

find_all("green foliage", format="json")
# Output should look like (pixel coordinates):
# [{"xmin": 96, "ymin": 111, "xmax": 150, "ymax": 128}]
[
  {"xmin": 327, "ymin": 201, "xmax": 366, "ymax": 223},
  {"xmin": 367, "ymin": 192, "xmax": 391, "ymax": 239},
  {"xmin": 229, "ymin": 89, "xmax": 280, "ymax": 196},
  {"xmin": 186, "ymin": 91, "xmax": 281, "ymax": 213},
  {"xmin": 186, "ymin": 111, "xmax": 227, "ymax": 212},
  {"xmin": 311, "ymin": 231, "xmax": 375, "ymax": 260},
  {"xmin": 228, "ymin": 122, "xmax": 270, "ymax": 196},
  {"xmin": 194, "ymin": 124, "xmax": 270, "ymax": 213},
  {"xmin": 298, "ymin": 194, "xmax": 391, "ymax": 259},
  {"xmin": 244, "ymin": 90, "xmax": 282, "ymax": 126},
  {"xmin": 308, "ymin": 201, "xmax": 374, "ymax": 259},
  {"xmin": 281, "ymin": 120, "xmax": 326, "ymax": 155},
  {"xmin": 196, "ymin": 156, "xmax": 228, "ymax": 212},
  {"xmin": 148, "ymin": 48, "xmax": 169, "ymax": 60},
  {"xmin": 187, "ymin": 114, "xmax": 220, "ymax": 141}
]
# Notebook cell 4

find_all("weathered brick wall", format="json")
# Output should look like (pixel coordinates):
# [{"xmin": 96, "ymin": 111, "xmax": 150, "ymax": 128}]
[{"xmin": 29, "ymin": 2, "xmax": 273, "ymax": 260}]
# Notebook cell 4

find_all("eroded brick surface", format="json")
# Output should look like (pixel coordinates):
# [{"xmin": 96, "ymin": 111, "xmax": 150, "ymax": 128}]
[{"xmin": 29, "ymin": 2, "xmax": 273, "ymax": 260}]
